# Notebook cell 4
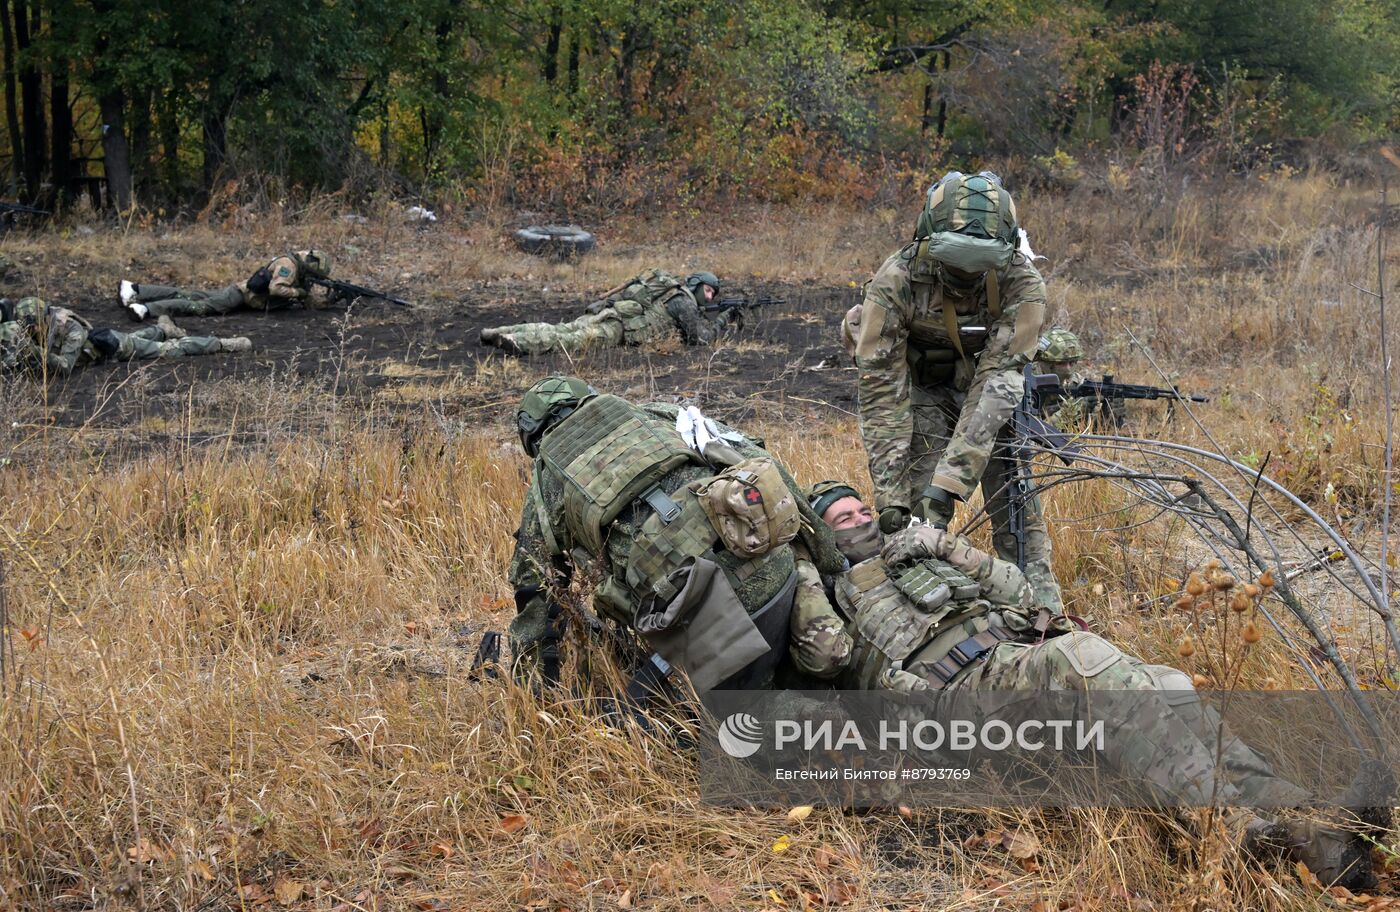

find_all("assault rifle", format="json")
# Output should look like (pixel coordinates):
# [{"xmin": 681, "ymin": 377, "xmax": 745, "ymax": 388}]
[
  {"xmin": 0, "ymin": 201, "xmax": 49, "ymax": 217},
  {"xmin": 1005, "ymin": 367, "xmax": 1081, "ymax": 569},
  {"xmin": 309, "ymin": 277, "xmax": 411, "ymax": 307},
  {"xmin": 701, "ymin": 295, "xmax": 785, "ymax": 315}
]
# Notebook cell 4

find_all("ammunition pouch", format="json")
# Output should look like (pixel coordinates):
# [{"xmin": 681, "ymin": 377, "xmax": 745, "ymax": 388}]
[{"xmin": 908, "ymin": 348, "xmax": 960, "ymax": 387}]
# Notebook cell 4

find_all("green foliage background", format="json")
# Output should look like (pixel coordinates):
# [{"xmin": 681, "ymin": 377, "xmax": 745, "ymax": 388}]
[{"xmin": 5, "ymin": 0, "xmax": 1399, "ymax": 209}]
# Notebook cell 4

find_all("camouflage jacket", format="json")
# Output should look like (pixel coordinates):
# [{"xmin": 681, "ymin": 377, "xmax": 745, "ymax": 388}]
[
  {"xmin": 1, "ymin": 305, "xmax": 95, "ymax": 375},
  {"xmin": 597, "ymin": 269, "xmax": 723, "ymax": 345},
  {"xmin": 853, "ymin": 247, "xmax": 1047, "ymax": 508},
  {"xmin": 239, "ymin": 252, "xmax": 330, "ymax": 309},
  {"xmin": 507, "ymin": 402, "xmax": 844, "ymax": 646}
]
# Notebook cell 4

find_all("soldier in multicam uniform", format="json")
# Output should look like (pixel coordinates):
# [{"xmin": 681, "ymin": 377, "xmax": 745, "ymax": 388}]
[
  {"xmin": 120, "ymin": 249, "xmax": 334, "ymax": 320},
  {"xmin": 505, "ymin": 375, "xmax": 847, "ymax": 689},
  {"xmin": 0, "ymin": 297, "xmax": 250, "ymax": 375},
  {"xmin": 481, "ymin": 269, "xmax": 740, "ymax": 356},
  {"xmin": 802, "ymin": 479, "xmax": 1380, "ymax": 891},
  {"xmin": 845, "ymin": 171, "xmax": 1061, "ymax": 611},
  {"xmin": 1035, "ymin": 328, "xmax": 1126, "ymax": 430}
]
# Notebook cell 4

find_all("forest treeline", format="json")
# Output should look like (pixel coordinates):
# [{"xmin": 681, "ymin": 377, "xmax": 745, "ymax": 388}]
[{"xmin": 4, "ymin": 0, "xmax": 1398, "ymax": 213}]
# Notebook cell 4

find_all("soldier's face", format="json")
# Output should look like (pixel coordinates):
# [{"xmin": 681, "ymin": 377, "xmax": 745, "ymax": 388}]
[
  {"xmin": 701, "ymin": 284, "xmax": 717, "ymax": 302},
  {"xmin": 1042, "ymin": 361, "xmax": 1074, "ymax": 383},
  {"xmin": 821, "ymin": 496, "xmax": 874, "ymax": 530}
]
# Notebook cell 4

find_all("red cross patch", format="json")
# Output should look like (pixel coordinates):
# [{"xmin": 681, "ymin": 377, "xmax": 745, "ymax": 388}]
[{"xmin": 744, "ymin": 487, "xmax": 763, "ymax": 505}]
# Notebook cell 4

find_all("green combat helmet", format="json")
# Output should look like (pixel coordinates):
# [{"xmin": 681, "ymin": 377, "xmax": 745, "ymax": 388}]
[
  {"xmin": 808, "ymin": 479, "xmax": 861, "ymax": 518},
  {"xmin": 13, "ymin": 297, "xmax": 44, "ymax": 324},
  {"xmin": 297, "ymin": 249, "xmax": 333, "ymax": 279},
  {"xmin": 1038, "ymin": 328, "xmax": 1084, "ymax": 364},
  {"xmin": 517, "ymin": 375, "xmax": 598, "ymax": 456},
  {"xmin": 916, "ymin": 171, "xmax": 1019, "ymax": 244},
  {"xmin": 684, "ymin": 271, "xmax": 720, "ymax": 296}
]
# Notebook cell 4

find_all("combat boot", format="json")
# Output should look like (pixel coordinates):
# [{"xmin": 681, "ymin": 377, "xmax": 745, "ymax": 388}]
[
  {"xmin": 1284, "ymin": 817, "xmax": 1376, "ymax": 892},
  {"xmin": 219, "ymin": 337, "xmax": 253, "ymax": 353},
  {"xmin": 157, "ymin": 315, "xmax": 187, "ymax": 339},
  {"xmin": 495, "ymin": 333, "xmax": 524, "ymax": 356},
  {"xmin": 479, "ymin": 327, "xmax": 500, "ymax": 345},
  {"xmin": 120, "ymin": 279, "xmax": 138, "ymax": 305}
]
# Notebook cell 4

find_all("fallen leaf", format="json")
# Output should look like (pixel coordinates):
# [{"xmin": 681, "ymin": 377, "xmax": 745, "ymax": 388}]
[
  {"xmin": 897, "ymin": 806, "xmax": 913, "ymax": 819},
  {"xmin": 618, "ymin": 889, "xmax": 633, "ymax": 909},
  {"xmin": 1296, "ymin": 861, "xmax": 1324, "ymax": 892},
  {"xmin": 429, "ymin": 841, "xmax": 454, "ymax": 859},
  {"xmin": 772, "ymin": 835, "xmax": 793, "ymax": 854},
  {"xmin": 273, "ymin": 877, "xmax": 304, "ymax": 906},
  {"xmin": 814, "ymin": 846, "xmax": 838, "ymax": 870},
  {"xmin": 126, "ymin": 839, "xmax": 166, "ymax": 864},
  {"xmin": 190, "ymin": 859, "xmax": 214, "ymax": 881},
  {"xmin": 767, "ymin": 887, "xmax": 788, "ymax": 906},
  {"xmin": 787, "ymin": 806, "xmax": 814, "ymax": 823},
  {"xmin": 500, "ymin": 814, "xmax": 528, "ymax": 834},
  {"xmin": 404, "ymin": 621, "xmax": 418, "ymax": 634},
  {"xmin": 19, "ymin": 626, "xmax": 38, "ymax": 640}
]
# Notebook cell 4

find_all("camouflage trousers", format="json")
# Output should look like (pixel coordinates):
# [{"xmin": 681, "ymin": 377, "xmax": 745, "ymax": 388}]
[
  {"xmin": 137, "ymin": 283, "xmax": 247, "ymax": 317},
  {"xmin": 488, "ymin": 301, "xmax": 679, "ymax": 355},
  {"xmin": 488, "ymin": 311, "xmax": 627, "ymax": 354},
  {"xmin": 911, "ymin": 381, "xmax": 1062, "ymax": 612},
  {"xmin": 947, "ymin": 631, "xmax": 1310, "ymax": 808},
  {"xmin": 113, "ymin": 326, "xmax": 223, "ymax": 361}
]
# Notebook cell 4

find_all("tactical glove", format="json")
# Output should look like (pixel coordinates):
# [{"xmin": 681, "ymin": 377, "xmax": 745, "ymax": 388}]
[
  {"xmin": 877, "ymin": 505, "xmax": 911, "ymax": 534},
  {"xmin": 880, "ymin": 525, "xmax": 951, "ymax": 567}
]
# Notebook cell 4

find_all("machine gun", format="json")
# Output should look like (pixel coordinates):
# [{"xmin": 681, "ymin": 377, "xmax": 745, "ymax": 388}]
[
  {"xmin": 308, "ymin": 277, "xmax": 411, "ymax": 307},
  {"xmin": 701, "ymin": 295, "xmax": 785, "ymax": 315},
  {"xmin": 1043, "ymin": 374, "xmax": 1209, "ymax": 405}
]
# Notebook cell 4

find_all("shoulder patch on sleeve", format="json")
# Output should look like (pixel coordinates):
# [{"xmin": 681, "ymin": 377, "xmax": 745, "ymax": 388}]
[{"xmin": 277, "ymin": 266, "xmax": 292, "ymax": 277}]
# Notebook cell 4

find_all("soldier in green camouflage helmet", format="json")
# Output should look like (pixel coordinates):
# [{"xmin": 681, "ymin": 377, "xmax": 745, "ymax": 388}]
[
  {"xmin": 846, "ymin": 171, "xmax": 1062, "ymax": 611},
  {"xmin": 481, "ymin": 267, "xmax": 738, "ymax": 356},
  {"xmin": 803, "ymin": 482, "xmax": 1378, "ymax": 890},
  {"xmin": 505, "ymin": 376, "xmax": 846, "ymax": 689},
  {"xmin": 121, "ymin": 249, "xmax": 334, "ymax": 320},
  {"xmin": 1035, "ymin": 328, "xmax": 1126, "ymax": 430},
  {"xmin": 1, "ymin": 297, "xmax": 250, "ymax": 376}
]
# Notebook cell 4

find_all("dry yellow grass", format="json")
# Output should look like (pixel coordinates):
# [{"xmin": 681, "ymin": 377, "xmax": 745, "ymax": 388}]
[{"xmin": 1, "ymin": 171, "xmax": 1398, "ymax": 909}]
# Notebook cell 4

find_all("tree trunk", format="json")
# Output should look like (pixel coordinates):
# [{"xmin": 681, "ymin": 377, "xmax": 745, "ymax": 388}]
[
  {"xmin": 201, "ymin": 103, "xmax": 228, "ymax": 193},
  {"xmin": 159, "ymin": 86, "xmax": 178, "ymax": 196},
  {"xmin": 935, "ymin": 50, "xmax": 949, "ymax": 138},
  {"xmin": 50, "ymin": 60, "xmax": 72, "ymax": 206},
  {"xmin": 100, "ymin": 87, "xmax": 131, "ymax": 210},
  {"xmin": 616, "ymin": 24, "xmax": 636, "ymax": 116},
  {"xmin": 14, "ymin": 0, "xmax": 45, "ymax": 202},
  {"xmin": 566, "ymin": 28, "xmax": 580, "ymax": 97},
  {"xmin": 1, "ymin": 0, "xmax": 21, "ymax": 191},
  {"xmin": 543, "ymin": 4, "xmax": 561, "ymax": 84},
  {"xmin": 129, "ymin": 86, "xmax": 151, "ymax": 194}
]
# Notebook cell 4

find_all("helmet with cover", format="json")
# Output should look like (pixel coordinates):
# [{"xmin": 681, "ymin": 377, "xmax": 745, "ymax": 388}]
[
  {"xmin": 1038, "ymin": 328, "xmax": 1084, "ymax": 364},
  {"xmin": 916, "ymin": 170, "xmax": 1018, "ymax": 243},
  {"xmin": 517, "ymin": 375, "xmax": 598, "ymax": 456},
  {"xmin": 297, "ymin": 249, "xmax": 334, "ymax": 279}
]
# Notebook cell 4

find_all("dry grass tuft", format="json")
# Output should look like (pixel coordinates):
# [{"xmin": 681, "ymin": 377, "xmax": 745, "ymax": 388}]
[{"xmin": 2, "ymin": 172, "xmax": 1398, "ymax": 909}]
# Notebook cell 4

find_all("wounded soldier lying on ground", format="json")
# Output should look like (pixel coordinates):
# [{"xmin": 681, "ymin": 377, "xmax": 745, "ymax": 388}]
[
  {"xmin": 1, "ymin": 297, "xmax": 249, "ymax": 375},
  {"xmin": 794, "ymin": 479, "xmax": 1391, "ymax": 891}
]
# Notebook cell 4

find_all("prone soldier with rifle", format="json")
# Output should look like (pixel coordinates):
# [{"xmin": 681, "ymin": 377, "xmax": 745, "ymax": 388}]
[
  {"xmin": 480, "ymin": 268, "xmax": 743, "ymax": 356},
  {"xmin": 1035, "ymin": 328, "xmax": 1206, "ymax": 428},
  {"xmin": 120, "ymin": 249, "xmax": 411, "ymax": 321}
]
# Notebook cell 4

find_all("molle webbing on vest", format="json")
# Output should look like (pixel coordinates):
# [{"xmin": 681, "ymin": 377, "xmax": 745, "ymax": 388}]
[
  {"xmin": 838, "ymin": 556, "xmax": 998, "ymax": 690},
  {"xmin": 539, "ymin": 394, "xmax": 698, "ymax": 557},
  {"xmin": 626, "ymin": 494, "xmax": 719, "ymax": 604}
]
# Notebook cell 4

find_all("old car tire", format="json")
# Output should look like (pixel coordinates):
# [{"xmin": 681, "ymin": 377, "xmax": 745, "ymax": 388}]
[{"xmin": 513, "ymin": 225, "xmax": 596, "ymax": 257}]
